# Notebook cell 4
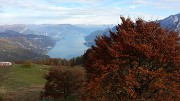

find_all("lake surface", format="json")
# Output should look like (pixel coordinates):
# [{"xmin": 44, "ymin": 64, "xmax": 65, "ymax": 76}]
[{"xmin": 48, "ymin": 35, "xmax": 88, "ymax": 59}]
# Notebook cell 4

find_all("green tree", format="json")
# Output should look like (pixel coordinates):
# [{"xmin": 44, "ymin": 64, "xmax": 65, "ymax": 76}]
[{"xmin": 69, "ymin": 55, "xmax": 84, "ymax": 67}]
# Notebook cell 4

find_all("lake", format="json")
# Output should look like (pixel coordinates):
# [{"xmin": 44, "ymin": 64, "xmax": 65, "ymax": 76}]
[{"xmin": 48, "ymin": 35, "xmax": 88, "ymax": 59}]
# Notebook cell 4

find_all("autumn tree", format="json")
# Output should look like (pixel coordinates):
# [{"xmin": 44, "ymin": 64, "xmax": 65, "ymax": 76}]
[
  {"xmin": 83, "ymin": 17, "xmax": 180, "ymax": 101},
  {"xmin": 40, "ymin": 66, "xmax": 85, "ymax": 101}
]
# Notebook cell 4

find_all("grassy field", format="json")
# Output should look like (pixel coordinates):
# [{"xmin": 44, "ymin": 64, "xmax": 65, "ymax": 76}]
[
  {"xmin": 0, "ymin": 64, "xmax": 81, "ymax": 101},
  {"xmin": 0, "ymin": 64, "xmax": 51, "ymax": 101}
]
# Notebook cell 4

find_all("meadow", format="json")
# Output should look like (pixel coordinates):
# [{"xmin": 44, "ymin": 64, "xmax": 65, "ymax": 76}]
[
  {"xmin": 0, "ymin": 63, "xmax": 80, "ymax": 101},
  {"xmin": 0, "ymin": 64, "xmax": 50, "ymax": 101}
]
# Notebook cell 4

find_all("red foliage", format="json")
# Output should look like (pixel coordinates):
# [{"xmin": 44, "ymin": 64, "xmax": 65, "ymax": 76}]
[
  {"xmin": 83, "ymin": 17, "xmax": 180, "ymax": 100},
  {"xmin": 41, "ymin": 66, "xmax": 85, "ymax": 100}
]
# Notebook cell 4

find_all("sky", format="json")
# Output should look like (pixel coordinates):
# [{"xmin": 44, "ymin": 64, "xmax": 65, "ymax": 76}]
[{"xmin": 0, "ymin": 0, "xmax": 180, "ymax": 24}]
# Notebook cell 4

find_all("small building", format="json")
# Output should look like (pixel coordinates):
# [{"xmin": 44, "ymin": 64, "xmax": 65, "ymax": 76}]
[{"xmin": 0, "ymin": 62, "xmax": 12, "ymax": 66}]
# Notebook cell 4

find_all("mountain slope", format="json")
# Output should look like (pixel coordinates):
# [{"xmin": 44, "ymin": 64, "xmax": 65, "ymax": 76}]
[
  {"xmin": 159, "ymin": 13, "xmax": 180, "ymax": 32},
  {"xmin": 84, "ymin": 13, "xmax": 180, "ymax": 47},
  {"xmin": 84, "ymin": 26, "xmax": 117, "ymax": 46},
  {"xmin": 0, "ymin": 30, "xmax": 55, "ymax": 61}
]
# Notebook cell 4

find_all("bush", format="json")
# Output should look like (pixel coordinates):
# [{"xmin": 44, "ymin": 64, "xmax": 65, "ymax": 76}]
[
  {"xmin": 41, "ymin": 66, "xmax": 85, "ymax": 101},
  {"xmin": 0, "ymin": 96, "xmax": 3, "ymax": 101},
  {"xmin": 21, "ymin": 60, "xmax": 32, "ymax": 68}
]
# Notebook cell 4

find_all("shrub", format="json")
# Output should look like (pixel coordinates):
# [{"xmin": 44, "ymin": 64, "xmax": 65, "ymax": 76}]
[
  {"xmin": 41, "ymin": 66, "xmax": 85, "ymax": 101},
  {"xmin": 21, "ymin": 60, "xmax": 32, "ymax": 68}
]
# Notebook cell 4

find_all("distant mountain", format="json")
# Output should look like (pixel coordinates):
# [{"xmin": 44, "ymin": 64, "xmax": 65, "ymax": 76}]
[
  {"xmin": 84, "ymin": 26, "xmax": 117, "ymax": 47},
  {"xmin": 158, "ymin": 13, "xmax": 180, "ymax": 32},
  {"xmin": 0, "ymin": 24, "xmax": 27, "ymax": 32},
  {"xmin": 0, "ymin": 39, "xmax": 50, "ymax": 61},
  {"xmin": 76, "ymin": 24, "xmax": 115, "ymax": 32},
  {"xmin": 0, "ymin": 24, "xmax": 114, "ymax": 41},
  {"xmin": 0, "ymin": 24, "xmax": 115, "ymax": 59},
  {"xmin": 0, "ymin": 30, "xmax": 55, "ymax": 61},
  {"xmin": 84, "ymin": 13, "xmax": 180, "ymax": 47}
]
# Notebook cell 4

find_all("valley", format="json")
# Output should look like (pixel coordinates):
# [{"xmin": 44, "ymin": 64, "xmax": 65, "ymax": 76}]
[
  {"xmin": 0, "ymin": 24, "xmax": 114, "ymax": 60},
  {"xmin": 0, "ymin": 13, "xmax": 180, "ymax": 60}
]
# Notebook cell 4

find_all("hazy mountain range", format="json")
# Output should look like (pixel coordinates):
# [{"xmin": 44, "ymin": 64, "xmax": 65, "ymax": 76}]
[
  {"xmin": 0, "ymin": 24, "xmax": 114, "ymax": 61},
  {"xmin": 84, "ymin": 13, "xmax": 180, "ymax": 47},
  {"xmin": 84, "ymin": 27, "xmax": 116, "ymax": 47},
  {"xmin": 0, "ymin": 13, "xmax": 180, "ymax": 61},
  {"xmin": 0, "ymin": 24, "xmax": 114, "ymax": 40}
]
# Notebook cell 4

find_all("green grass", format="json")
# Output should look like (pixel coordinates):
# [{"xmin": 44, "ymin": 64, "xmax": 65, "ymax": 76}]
[
  {"xmin": 0, "ymin": 64, "xmax": 50, "ymax": 90},
  {"xmin": 0, "ymin": 64, "xmax": 81, "ymax": 101},
  {"xmin": 0, "ymin": 64, "xmax": 51, "ymax": 101},
  {"xmin": 2, "ymin": 64, "xmax": 49, "ymax": 90}
]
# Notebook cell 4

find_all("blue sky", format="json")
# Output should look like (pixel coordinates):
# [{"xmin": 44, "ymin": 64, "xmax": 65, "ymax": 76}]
[{"xmin": 0, "ymin": 0, "xmax": 180, "ymax": 24}]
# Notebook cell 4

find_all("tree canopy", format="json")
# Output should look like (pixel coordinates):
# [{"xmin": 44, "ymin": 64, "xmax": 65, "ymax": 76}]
[
  {"xmin": 83, "ymin": 17, "xmax": 180, "ymax": 101},
  {"xmin": 41, "ymin": 66, "xmax": 85, "ymax": 101}
]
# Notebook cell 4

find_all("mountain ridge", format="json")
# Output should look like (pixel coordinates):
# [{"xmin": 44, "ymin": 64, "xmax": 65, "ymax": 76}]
[
  {"xmin": 159, "ymin": 13, "xmax": 180, "ymax": 32},
  {"xmin": 0, "ymin": 24, "xmax": 114, "ymax": 60},
  {"xmin": 84, "ymin": 13, "xmax": 180, "ymax": 47},
  {"xmin": 0, "ymin": 30, "xmax": 55, "ymax": 61}
]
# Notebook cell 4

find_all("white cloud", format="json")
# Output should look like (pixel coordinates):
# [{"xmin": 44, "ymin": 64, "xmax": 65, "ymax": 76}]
[
  {"xmin": 128, "ymin": 5, "xmax": 137, "ymax": 10},
  {"xmin": 47, "ymin": 0, "xmax": 99, "ymax": 3},
  {"xmin": 159, "ymin": 0, "xmax": 180, "ymax": 2},
  {"xmin": 132, "ymin": 0, "xmax": 147, "ymax": 4},
  {"xmin": 131, "ymin": 0, "xmax": 180, "ymax": 11},
  {"xmin": 0, "ymin": 0, "xmax": 37, "ymax": 8},
  {"xmin": 0, "ymin": 0, "xmax": 179, "ymax": 24},
  {"xmin": 0, "ymin": 9, "xmax": 4, "ymax": 13},
  {"xmin": 144, "ymin": 1, "xmax": 180, "ymax": 11}
]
